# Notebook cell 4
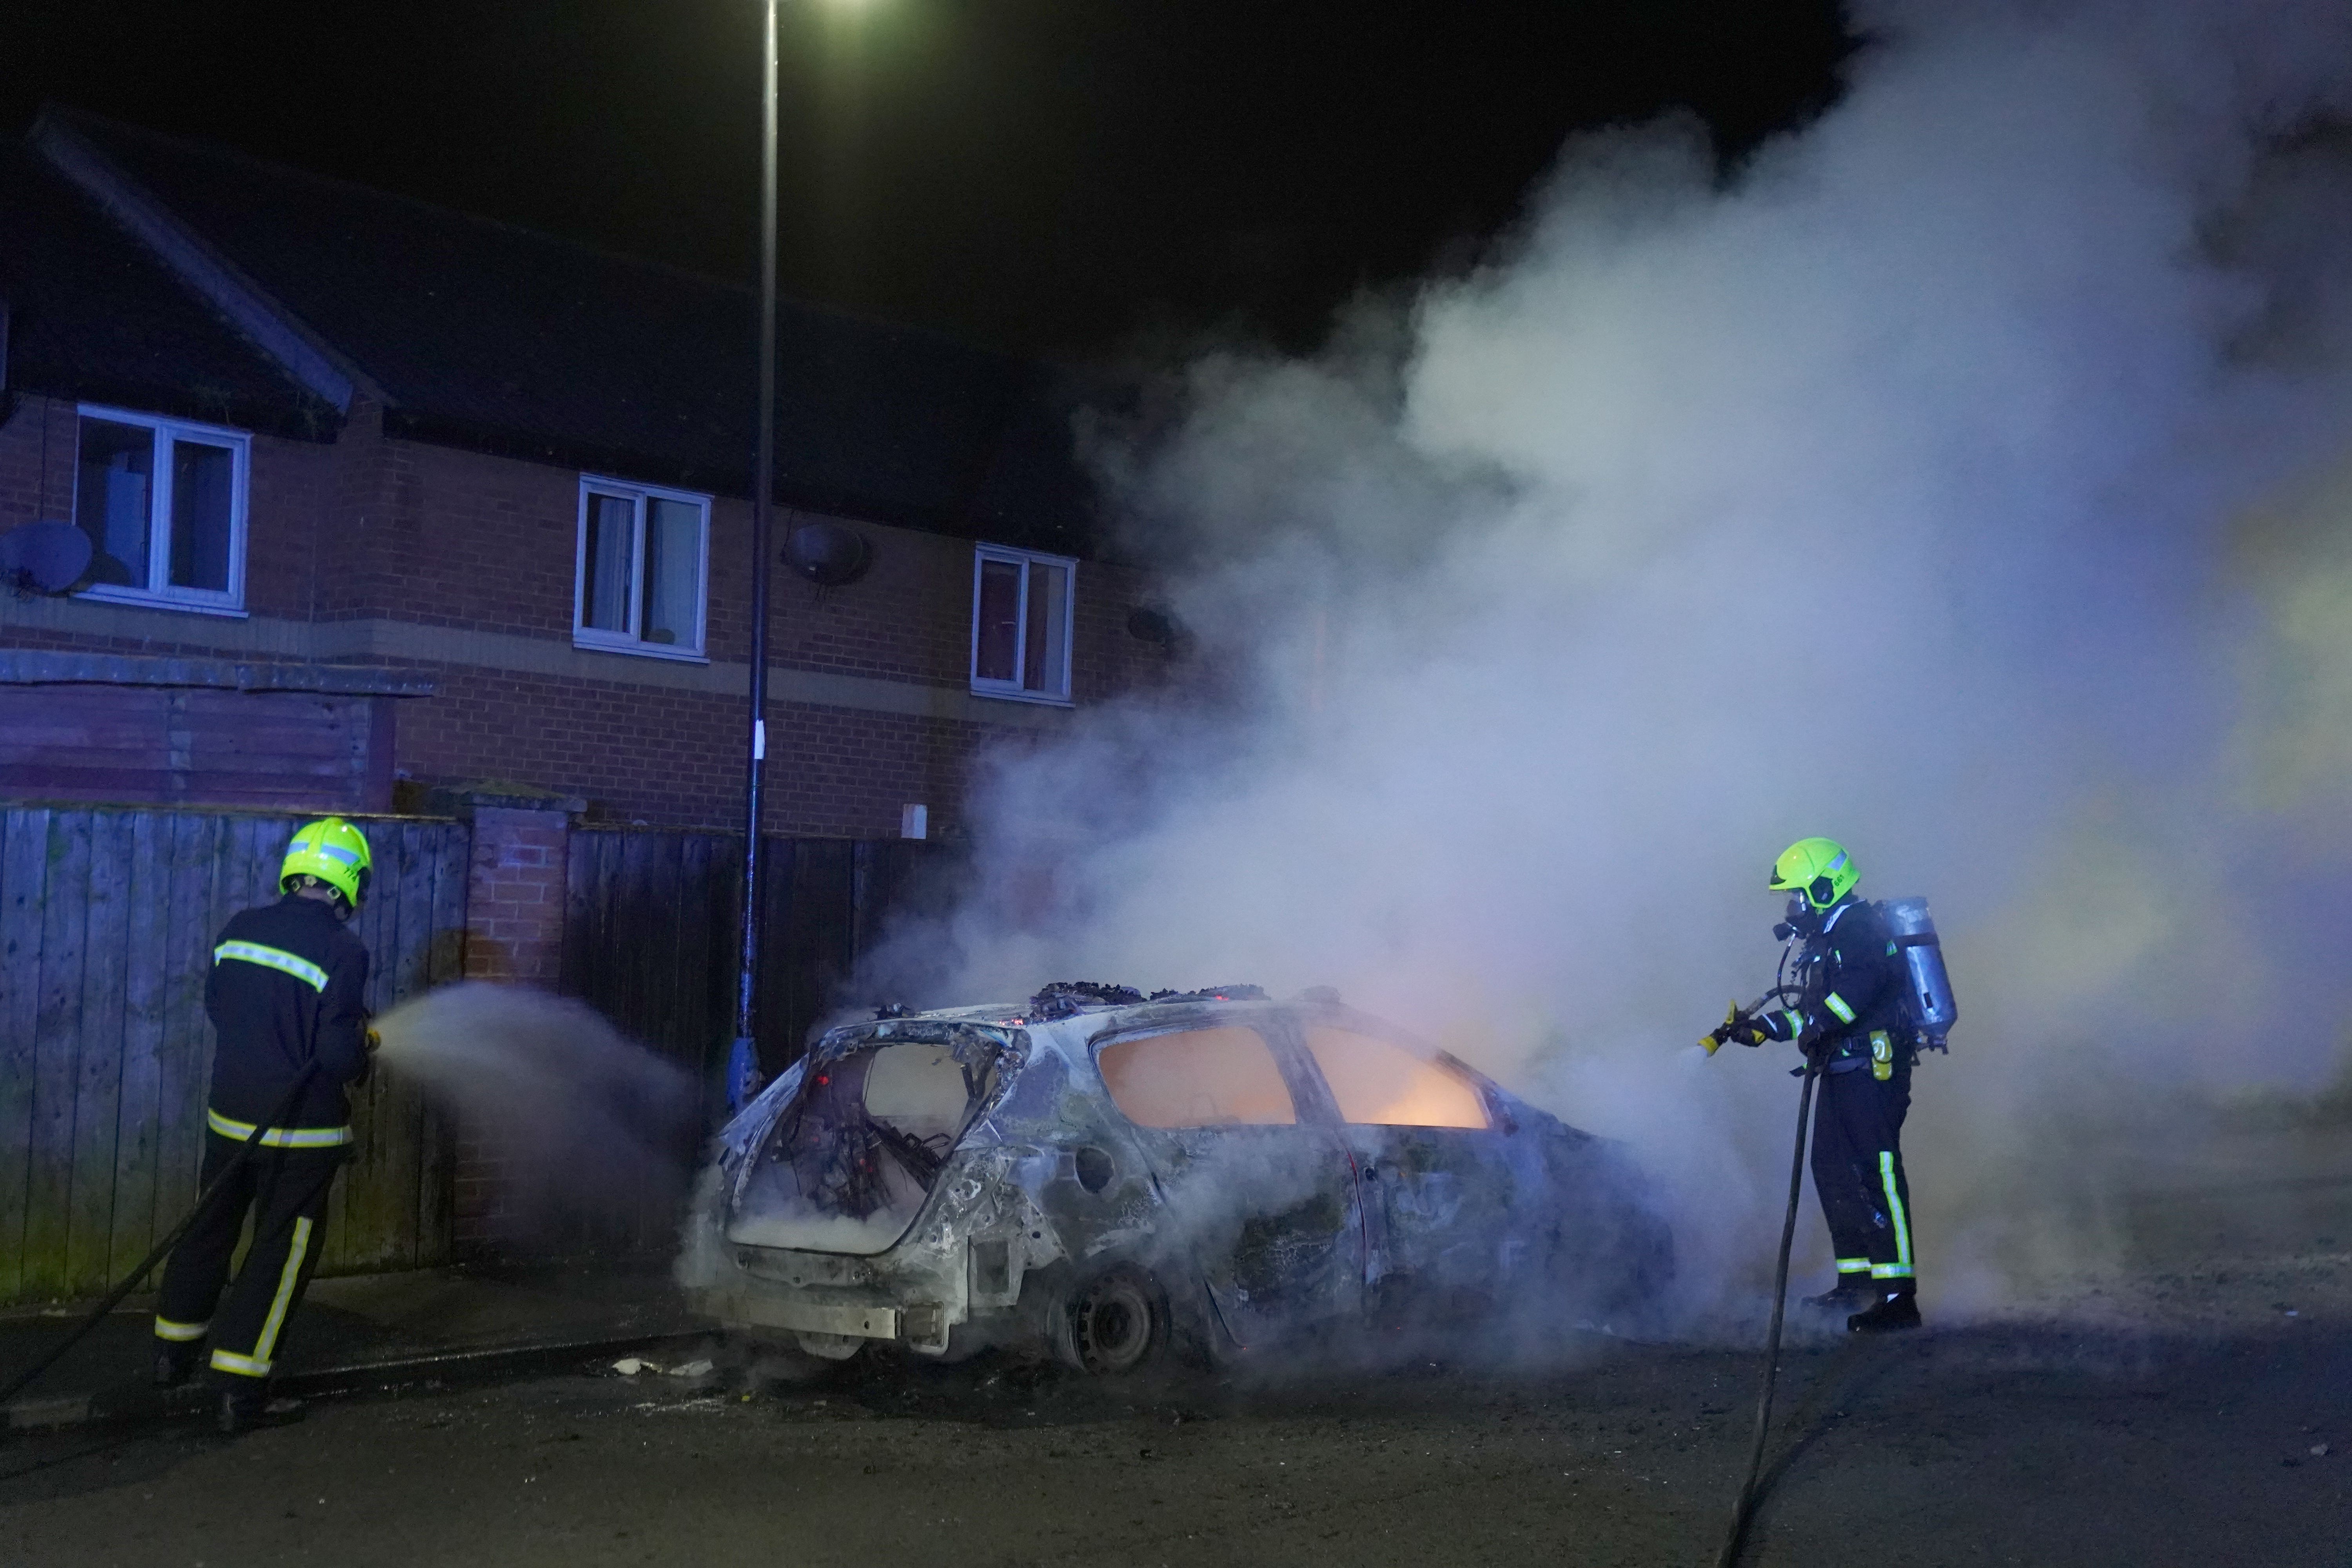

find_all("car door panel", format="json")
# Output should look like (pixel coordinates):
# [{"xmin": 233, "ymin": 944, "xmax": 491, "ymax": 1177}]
[
  {"xmin": 1293, "ymin": 1022, "xmax": 1526, "ymax": 1316},
  {"xmin": 1093, "ymin": 1022, "xmax": 1363, "ymax": 1346}
]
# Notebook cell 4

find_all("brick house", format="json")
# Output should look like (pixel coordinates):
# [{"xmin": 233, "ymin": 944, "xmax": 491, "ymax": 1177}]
[{"xmin": 0, "ymin": 107, "xmax": 1172, "ymax": 837}]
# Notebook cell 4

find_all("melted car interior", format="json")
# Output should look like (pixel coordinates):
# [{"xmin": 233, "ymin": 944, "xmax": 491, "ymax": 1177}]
[{"xmin": 727, "ymin": 1036, "xmax": 1002, "ymax": 1256}]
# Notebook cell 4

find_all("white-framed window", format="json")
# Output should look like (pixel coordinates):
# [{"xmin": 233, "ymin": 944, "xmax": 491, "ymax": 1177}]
[
  {"xmin": 71, "ymin": 404, "xmax": 250, "ymax": 614},
  {"xmin": 573, "ymin": 476, "xmax": 710, "ymax": 661},
  {"xmin": 970, "ymin": 543, "xmax": 1076, "ymax": 704}
]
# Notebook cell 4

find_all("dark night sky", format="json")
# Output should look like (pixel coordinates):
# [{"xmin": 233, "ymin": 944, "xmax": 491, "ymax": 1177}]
[{"xmin": 2, "ymin": 1, "xmax": 1855, "ymax": 360}]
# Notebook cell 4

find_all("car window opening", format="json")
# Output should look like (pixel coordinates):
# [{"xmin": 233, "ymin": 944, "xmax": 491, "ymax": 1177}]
[
  {"xmin": 1303, "ymin": 1027, "xmax": 1490, "ymax": 1129},
  {"xmin": 728, "ymin": 1040, "xmax": 1001, "ymax": 1255},
  {"xmin": 1098, "ymin": 1026, "xmax": 1298, "ymax": 1128}
]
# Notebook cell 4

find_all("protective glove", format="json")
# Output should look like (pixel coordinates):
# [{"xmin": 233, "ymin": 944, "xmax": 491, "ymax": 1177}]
[{"xmin": 1701, "ymin": 1001, "xmax": 1768, "ymax": 1054}]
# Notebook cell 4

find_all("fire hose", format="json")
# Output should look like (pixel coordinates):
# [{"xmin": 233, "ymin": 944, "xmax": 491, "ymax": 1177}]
[
  {"xmin": 1713, "ymin": 1040, "xmax": 1823, "ymax": 1568},
  {"xmin": 0, "ymin": 1060, "xmax": 323, "ymax": 1411}
]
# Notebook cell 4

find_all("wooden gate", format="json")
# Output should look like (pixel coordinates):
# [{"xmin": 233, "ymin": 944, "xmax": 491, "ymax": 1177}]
[
  {"xmin": 456, "ymin": 829, "xmax": 943, "ymax": 1259},
  {"xmin": 561, "ymin": 830, "xmax": 951, "ymax": 1089},
  {"xmin": 0, "ymin": 806, "xmax": 469, "ymax": 1305}
]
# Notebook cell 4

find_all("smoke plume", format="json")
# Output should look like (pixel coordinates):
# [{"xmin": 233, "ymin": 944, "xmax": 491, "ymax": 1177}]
[{"xmin": 867, "ymin": 0, "xmax": 2352, "ymax": 1327}]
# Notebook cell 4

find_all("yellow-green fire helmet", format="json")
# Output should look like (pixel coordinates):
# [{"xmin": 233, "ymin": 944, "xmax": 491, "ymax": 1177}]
[
  {"xmin": 1770, "ymin": 837, "xmax": 1857, "ymax": 910},
  {"xmin": 281, "ymin": 817, "xmax": 372, "ymax": 909}
]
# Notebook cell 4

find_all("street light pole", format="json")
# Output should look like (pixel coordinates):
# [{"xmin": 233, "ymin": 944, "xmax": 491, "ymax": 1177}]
[{"xmin": 729, "ymin": 0, "xmax": 781, "ymax": 1109}]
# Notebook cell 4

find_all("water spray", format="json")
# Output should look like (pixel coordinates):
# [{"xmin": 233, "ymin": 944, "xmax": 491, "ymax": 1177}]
[{"xmin": 367, "ymin": 983, "xmax": 701, "ymax": 1246}]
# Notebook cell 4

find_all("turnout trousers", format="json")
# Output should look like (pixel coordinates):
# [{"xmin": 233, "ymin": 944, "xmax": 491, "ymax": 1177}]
[
  {"xmin": 153, "ymin": 1132, "xmax": 344, "ymax": 1381},
  {"xmin": 1810, "ymin": 1060, "xmax": 1916, "ymax": 1288}
]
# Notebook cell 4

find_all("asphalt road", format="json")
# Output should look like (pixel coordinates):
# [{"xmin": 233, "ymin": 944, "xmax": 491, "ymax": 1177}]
[
  {"xmin": 5, "ymin": 1120, "xmax": 2348, "ymax": 1567},
  {"xmin": 1, "ymin": 1304, "xmax": 2346, "ymax": 1568}
]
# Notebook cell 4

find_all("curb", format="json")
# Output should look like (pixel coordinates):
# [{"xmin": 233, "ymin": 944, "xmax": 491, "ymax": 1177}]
[{"xmin": 4, "ymin": 1327, "xmax": 713, "ymax": 1434}]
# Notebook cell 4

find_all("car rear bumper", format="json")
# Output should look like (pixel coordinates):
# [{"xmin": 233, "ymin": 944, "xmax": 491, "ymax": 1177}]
[{"xmin": 690, "ymin": 1284, "xmax": 949, "ymax": 1351}]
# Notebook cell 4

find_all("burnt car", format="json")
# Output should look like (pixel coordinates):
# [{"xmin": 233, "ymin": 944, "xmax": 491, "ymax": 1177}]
[{"xmin": 682, "ymin": 984, "xmax": 1671, "ymax": 1372}]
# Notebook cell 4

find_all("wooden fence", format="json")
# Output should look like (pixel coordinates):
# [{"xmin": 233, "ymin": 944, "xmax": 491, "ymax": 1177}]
[
  {"xmin": 0, "ymin": 805, "xmax": 954, "ymax": 1303},
  {"xmin": 0, "ymin": 806, "xmax": 469, "ymax": 1304},
  {"xmin": 560, "ymin": 829, "xmax": 952, "ymax": 1093}
]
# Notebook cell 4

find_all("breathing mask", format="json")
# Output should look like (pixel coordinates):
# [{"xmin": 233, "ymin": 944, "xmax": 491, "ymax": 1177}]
[{"xmin": 1773, "ymin": 892, "xmax": 1817, "ymax": 942}]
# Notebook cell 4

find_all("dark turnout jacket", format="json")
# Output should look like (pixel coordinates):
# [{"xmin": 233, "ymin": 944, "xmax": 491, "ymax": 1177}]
[
  {"xmin": 204, "ymin": 895, "xmax": 372, "ymax": 1144},
  {"xmin": 1758, "ymin": 897, "xmax": 1910, "ymax": 1073}
]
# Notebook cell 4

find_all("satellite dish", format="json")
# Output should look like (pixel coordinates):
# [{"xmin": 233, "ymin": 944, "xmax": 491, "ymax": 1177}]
[
  {"xmin": 782, "ymin": 522, "xmax": 872, "ymax": 588},
  {"xmin": 1127, "ymin": 606, "xmax": 1183, "ymax": 648},
  {"xmin": 0, "ymin": 520, "xmax": 93, "ymax": 595}
]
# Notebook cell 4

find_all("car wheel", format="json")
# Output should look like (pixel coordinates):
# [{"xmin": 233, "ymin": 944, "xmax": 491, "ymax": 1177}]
[{"xmin": 1067, "ymin": 1267, "xmax": 1167, "ymax": 1375}]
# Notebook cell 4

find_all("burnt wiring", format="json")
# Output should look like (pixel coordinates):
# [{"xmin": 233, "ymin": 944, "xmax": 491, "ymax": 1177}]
[
  {"xmin": 777, "ymin": 1107, "xmax": 951, "ymax": 1215},
  {"xmin": 772, "ymin": 1089, "xmax": 891, "ymax": 1219},
  {"xmin": 760, "ymin": 1035, "xmax": 1006, "ymax": 1215},
  {"xmin": 1029, "ymin": 982, "xmax": 1147, "ymax": 1020},
  {"xmin": 865, "ymin": 1115, "xmax": 951, "ymax": 1188},
  {"xmin": 1027, "ymin": 980, "xmax": 1277, "ymax": 1019},
  {"xmin": 1147, "ymin": 984, "xmax": 1269, "ymax": 1003}
]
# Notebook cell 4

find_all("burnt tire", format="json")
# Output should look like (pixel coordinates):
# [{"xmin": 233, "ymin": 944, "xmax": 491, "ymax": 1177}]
[{"xmin": 1067, "ymin": 1266, "xmax": 1167, "ymax": 1375}]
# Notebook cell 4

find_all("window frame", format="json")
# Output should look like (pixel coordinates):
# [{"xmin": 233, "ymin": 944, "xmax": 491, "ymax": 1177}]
[
  {"xmin": 70, "ymin": 403, "xmax": 252, "ymax": 617},
  {"xmin": 571, "ymin": 475, "xmax": 712, "ymax": 662},
  {"xmin": 969, "ymin": 542, "xmax": 1077, "ymax": 706},
  {"xmin": 1092, "ymin": 1022, "xmax": 1302, "ymax": 1130},
  {"xmin": 1297, "ymin": 1024, "xmax": 1494, "ymax": 1131}
]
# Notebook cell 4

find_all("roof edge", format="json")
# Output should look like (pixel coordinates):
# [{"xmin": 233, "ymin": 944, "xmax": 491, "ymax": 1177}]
[{"xmin": 29, "ymin": 107, "xmax": 370, "ymax": 417}]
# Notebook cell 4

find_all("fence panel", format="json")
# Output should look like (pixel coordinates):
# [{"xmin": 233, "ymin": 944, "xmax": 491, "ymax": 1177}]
[
  {"xmin": 0, "ymin": 806, "xmax": 468, "ymax": 1305},
  {"xmin": 562, "ymin": 829, "xmax": 955, "ymax": 1096},
  {"xmin": 0, "ymin": 809, "xmax": 50, "ymax": 1302}
]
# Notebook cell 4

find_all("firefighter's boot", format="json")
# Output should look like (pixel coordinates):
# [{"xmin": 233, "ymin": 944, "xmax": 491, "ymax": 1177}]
[
  {"xmin": 1846, "ymin": 1284, "xmax": 1922, "ymax": 1334},
  {"xmin": 152, "ymin": 1342, "xmax": 200, "ymax": 1390},
  {"xmin": 1801, "ymin": 1278, "xmax": 1877, "ymax": 1317},
  {"xmin": 217, "ymin": 1385, "xmax": 306, "ymax": 1435}
]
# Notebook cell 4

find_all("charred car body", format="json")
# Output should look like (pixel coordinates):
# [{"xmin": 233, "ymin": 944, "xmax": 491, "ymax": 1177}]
[{"xmin": 684, "ymin": 985, "xmax": 1671, "ymax": 1371}]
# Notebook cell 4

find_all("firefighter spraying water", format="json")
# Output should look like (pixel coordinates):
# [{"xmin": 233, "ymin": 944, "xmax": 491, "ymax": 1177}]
[
  {"xmin": 0, "ymin": 820, "xmax": 700, "ymax": 1432},
  {"xmin": 1703, "ymin": 837, "xmax": 1956, "ymax": 1333},
  {"xmin": 1701, "ymin": 836, "xmax": 1960, "ymax": 1565},
  {"xmin": 152, "ymin": 818, "xmax": 379, "ymax": 1434}
]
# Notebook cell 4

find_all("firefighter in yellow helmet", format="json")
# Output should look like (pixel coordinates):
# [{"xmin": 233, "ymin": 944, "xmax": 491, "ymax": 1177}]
[
  {"xmin": 151, "ymin": 818, "xmax": 376, "ymax": 1431},
  {"xmin": 1706, "ymin": 838, "xmax": 1922, "ymax": 1333}
]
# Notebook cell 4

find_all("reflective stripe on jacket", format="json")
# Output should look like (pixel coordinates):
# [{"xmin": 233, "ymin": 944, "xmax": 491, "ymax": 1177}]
[
  {"xmin": 1759, "ymin": 898, "xmax": 1908, "ymax": 1068},
  {"xmin": 205, "ymin": 895, "xmax": 372, "ymax": 1135}
]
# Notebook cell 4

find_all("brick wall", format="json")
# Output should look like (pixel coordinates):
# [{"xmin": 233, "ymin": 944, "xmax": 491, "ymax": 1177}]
[
  {"xmin": 0, "ymin": 391, "xmax": 337, "ymax": 618},
  {"xmin": 462, "ymin": 805, "xmax": 567, "ymax": 983},
  {"xmin": 451, "ymin": 802, "xmax": 570, "ymax": 1252},
  {"xmin": 350, "ymin": 426, "xmax": 1169, "ymax": 698},
  {"xmin": 0, "ymin": 396, "xmax": 76, "ymax": 534},
  {"xmin": 2, "ymin": 393, "xmax": 1189, "ymax": 834}
]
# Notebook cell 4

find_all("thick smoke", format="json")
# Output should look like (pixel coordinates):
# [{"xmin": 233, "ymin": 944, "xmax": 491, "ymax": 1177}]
[{"xmin": 875, "ymin": 0, "xmax": 2352, "ymax": 1327}]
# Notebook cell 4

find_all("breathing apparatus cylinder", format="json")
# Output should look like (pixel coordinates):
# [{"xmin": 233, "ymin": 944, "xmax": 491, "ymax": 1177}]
[{"xmin": 1882, "ymin": 897, "xmax": 1956, "ymax": 1049}]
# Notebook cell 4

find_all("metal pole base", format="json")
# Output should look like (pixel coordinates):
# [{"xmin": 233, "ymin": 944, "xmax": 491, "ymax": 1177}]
[{"xmin": 725, "ymin": 1036, "xmax": 764, "ymax": 1114}]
